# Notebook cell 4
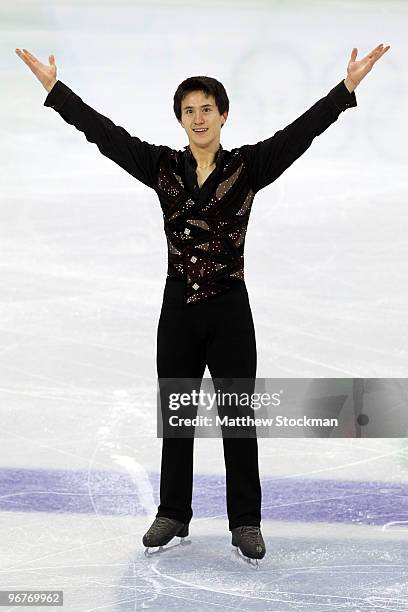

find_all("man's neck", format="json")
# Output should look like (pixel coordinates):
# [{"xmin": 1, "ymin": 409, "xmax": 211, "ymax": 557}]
[{"xmin": 188, "ymin": 141, "xmax": 221, "ymax": 169}]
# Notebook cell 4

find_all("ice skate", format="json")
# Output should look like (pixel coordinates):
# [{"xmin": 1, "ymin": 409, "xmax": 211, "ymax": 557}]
[
  {"xmin": 143, "ymin": 517, "xmax": 190, "ymax": 556},
  {"xmin": 231, "ymin": 526, "xmax": 266, "ymax": 567}
]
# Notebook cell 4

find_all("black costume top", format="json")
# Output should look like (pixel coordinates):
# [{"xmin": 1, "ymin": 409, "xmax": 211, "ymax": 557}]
[{"xmin": 44, "ymin": 79, "xmax": 357, "ymax": 304}]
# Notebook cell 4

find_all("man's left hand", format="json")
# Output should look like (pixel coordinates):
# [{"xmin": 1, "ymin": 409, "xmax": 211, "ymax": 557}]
[{"xmin": 347, "ymin": 43, "xmax": 390, "ymax": 89}]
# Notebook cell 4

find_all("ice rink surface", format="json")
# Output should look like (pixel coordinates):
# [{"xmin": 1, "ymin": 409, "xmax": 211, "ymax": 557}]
[{"xmin": 2, "ymin": 0, "xmax": 408, "ymax": 609}]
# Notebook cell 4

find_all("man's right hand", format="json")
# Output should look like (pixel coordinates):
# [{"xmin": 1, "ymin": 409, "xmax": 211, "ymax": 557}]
[{"xmin": 15, "ymin": 48, "xmax": 57, "ymax": 92}]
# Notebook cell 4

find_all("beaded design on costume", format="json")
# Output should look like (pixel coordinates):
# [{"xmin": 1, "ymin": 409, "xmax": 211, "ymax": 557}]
[
  {"xmin": 215, "ymin": 165, "xmax": 243, "ymax": 201},
  {"xmin": 156, "ymin": 144, "xmax": 256, "ymax": 304}
]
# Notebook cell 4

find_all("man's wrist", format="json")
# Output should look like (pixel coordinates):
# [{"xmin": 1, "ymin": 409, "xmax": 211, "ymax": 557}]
[
  {"xmin": 45, "ymin": 79, "xmax": 57, "ymax": 93},
  {"xmin": 344, "ymin": 75, "xmax": 357, "ymax": 93}
]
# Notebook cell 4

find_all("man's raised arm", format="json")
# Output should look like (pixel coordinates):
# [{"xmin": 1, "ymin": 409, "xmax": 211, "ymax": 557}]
[
  {"xmin": 240, "ymin": 43, "xmax": 390, "ymax": 194},
  {"xmin": 15, "ymin": 48, "xmax": 166, "ymax": 189}
]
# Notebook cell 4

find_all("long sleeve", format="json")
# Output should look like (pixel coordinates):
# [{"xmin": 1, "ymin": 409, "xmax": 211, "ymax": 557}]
[
  {"xmin": 44, "ymin": 80, "xmax": 167, "ymax": 189},
  {"xmin": 240, "ymin": 79, "xmax": 357, "ymax": 194}
]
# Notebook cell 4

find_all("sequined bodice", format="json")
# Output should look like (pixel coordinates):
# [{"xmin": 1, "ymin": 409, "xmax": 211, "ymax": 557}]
[{"xmin": 155, "ymin": 144, "xmax": 255, "ymax": 304}]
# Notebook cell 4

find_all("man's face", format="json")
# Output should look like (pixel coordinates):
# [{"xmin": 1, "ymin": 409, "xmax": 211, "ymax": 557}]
[{"xmin": 178, "ymin": 90, "xmax": 228, "ymax": 147}]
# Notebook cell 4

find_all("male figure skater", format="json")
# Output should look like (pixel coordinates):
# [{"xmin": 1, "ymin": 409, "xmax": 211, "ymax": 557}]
[{"xmin": 16, "ymin": 42, "xmax": 390, "ymax": 562}]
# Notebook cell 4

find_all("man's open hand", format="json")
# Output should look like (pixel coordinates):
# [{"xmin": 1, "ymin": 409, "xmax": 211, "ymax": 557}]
[
  {"xmin": 15, "ymin": 48, "xmax": 57, "ymax": 93},
  {"xmin": 346, "ymin": 43, "xmax": 390, "ymax": 89}
]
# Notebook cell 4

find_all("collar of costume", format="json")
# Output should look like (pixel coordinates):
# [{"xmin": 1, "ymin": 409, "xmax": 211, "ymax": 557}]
[{"xmin": 183, "ymin": 143, "xmax": 224, "ymax": 169}]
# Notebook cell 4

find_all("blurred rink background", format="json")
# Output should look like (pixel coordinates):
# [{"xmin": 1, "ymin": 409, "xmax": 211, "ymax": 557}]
[{"xmin": 1, "ymin": 0, "xmax": 408, "ymax": 610}]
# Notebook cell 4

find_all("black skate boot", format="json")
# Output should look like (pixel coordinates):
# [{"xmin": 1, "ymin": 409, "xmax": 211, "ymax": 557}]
[
  {"xmin": 142, "ymin": 517, "xmax": 190, "ymax": 556},
  {"xmin": 231, "ymin": 525, "xmax": 266, "ymax": 566}
]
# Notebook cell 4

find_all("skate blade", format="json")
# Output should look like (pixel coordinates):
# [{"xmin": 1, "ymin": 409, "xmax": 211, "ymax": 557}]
[
  {"xmin": 232, "ymin": 545, "xmax": 261, "ymax": 569},
  {"xmin": 144, "ymin": 537, "xmax": 191, "ymax": 557}
]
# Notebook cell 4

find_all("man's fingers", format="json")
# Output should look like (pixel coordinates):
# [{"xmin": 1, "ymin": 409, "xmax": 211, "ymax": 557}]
[
  {"xmin": 15, "ymin": 48, "xmax": 27, "ymax": 59},
  {"xmin": 15, "ymin": 48, "xmax": 33, "ymax": 63},
  {"xmin": 363, "ymin": 47, "xmax": 383, "ymax": 63},
  {"xmin": 370, "ymin": 44, "xmax": 390, "ymax": 64},
  {"xmin": 15, "ymin": 48, "xmax": 32, "ymax": 67},
  {"xmin": 369, "ymin": 43, "xmax": 390, "ymax": 60},
  {"xmin": 351, "ymin": 43, "xmax": 389, "ymax": 67},
  {"xmin": 366, "ymin": 43, "xmax": 384, "ymax": 59},
  {"xmin": 22, "ymin": 48, "xmax": 39, "ymax": 63}
]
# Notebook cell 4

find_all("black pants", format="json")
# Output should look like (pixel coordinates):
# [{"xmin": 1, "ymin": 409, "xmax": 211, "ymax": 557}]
[{"xmin": 155, "ymin": 277, "xmax": 262, "ymax": 530}]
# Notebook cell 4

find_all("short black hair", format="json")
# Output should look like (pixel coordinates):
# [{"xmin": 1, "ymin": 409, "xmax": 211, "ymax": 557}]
[{"xmin": 173, "ymin": 76, "xmax": 229, "ymax": 123}]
